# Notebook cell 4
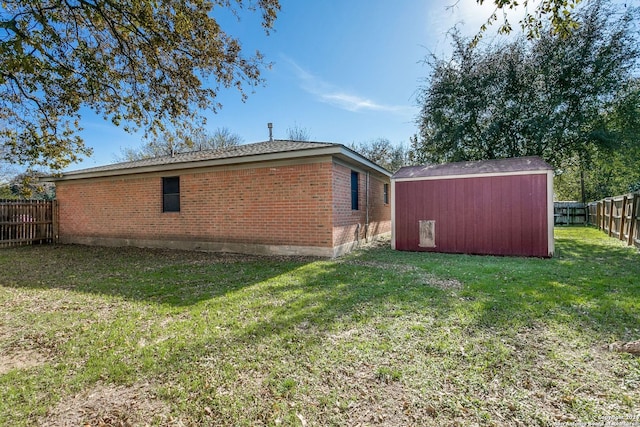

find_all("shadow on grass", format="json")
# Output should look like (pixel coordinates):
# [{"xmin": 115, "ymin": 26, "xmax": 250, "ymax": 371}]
[
  {"xmin": 0, "ymin": 242, "xmax": 457, "ymax": 351},
  {"xmin": 3, "ymin": 228, "xmax": 640, "ymax": 427},
  {"xmin": 1, "ymin": 227, "xmax": 638, "ymax": 344},
  {"xmin": 395, "ymin": 227, "xmax": 640, "ymax": 339},
  {"xmin": 215, "ymin": 226, "xmax": 640, "ymax": 348},
  {"xmin": 0, "ymin": 244, "xmax": 309, "ymax": 305}
]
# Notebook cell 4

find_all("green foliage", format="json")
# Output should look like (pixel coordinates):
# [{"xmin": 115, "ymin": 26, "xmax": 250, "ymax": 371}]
[
  {"xmin": 555, "ymin": 149, "xmax": 640, "ymax": 201},
  {"xmin": 6, "ymin": 170, "xmax": 56, "ymax": 199},
  {"xmin": 0, "ymin": 167, "xmax": 55, "ymax": 199},
  {"xmin": 475, "ymin": 0, "xmax": 583, "ymax": 46},
  {"xmin": 117, "ymin": 127, "xmax": 244, "ymax": 162},
  {"xmin": 349, "ymin": 138, "xmax": 410, "ymax": 173},
  {"xmin": 0, "ymin": 161, "xmax": 18, "ymax": 198},
  {"xmin": 0, "ymin": 0, "xmax": 280, "ymax": 170},
  {"xmin": 414, "ymin": 1, "xmax": 639, "ymax": 173},
  {"xmin": 555, "ymin": 78, "xmax": 640, "ymax": 201},
  {"xmin": 375, "ymin": 366, "xmax": 402, "ymax": 383},
  {"xmin": 0, "ymin": 184, "xmax": 16, "ymax": 199}
]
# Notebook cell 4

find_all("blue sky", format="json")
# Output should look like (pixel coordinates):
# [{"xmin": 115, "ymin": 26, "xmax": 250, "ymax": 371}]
[{"xmin": 72, "ymin": 0, "xmax": 529, "ymax": 170}]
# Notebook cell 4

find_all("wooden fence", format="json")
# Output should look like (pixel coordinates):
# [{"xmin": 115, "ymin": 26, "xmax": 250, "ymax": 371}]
[
  {"xmin": 587, "ymin": 193, "xmax": 640, "ymax": 249},
  {"xmin": 554, "ymin": 202, "xmax": 588, "ymax": 225},
  {"xmin": 0, "ymin": 199, "xmax": 57, "ymax": 248}
]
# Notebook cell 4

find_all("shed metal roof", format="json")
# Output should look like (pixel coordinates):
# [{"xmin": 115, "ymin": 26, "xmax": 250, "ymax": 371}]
[
  {"xmin": 392, "ymin": 156, "xmax": 553, "ymax": 180},
  {"xmin": 45, "ymin": 140, "xmax": 391, "ymax": 181}
]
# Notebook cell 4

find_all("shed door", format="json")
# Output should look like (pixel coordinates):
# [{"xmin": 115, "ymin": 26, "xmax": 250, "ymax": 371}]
[{"xmin": 418, "ymin": 220, "xmax": 436, "ymax": 248}]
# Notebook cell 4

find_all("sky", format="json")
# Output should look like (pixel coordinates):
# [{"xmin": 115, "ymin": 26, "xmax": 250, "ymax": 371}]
[{"xmin": 71, "ymin": 0, "xmax": 536, "ymax": 171}]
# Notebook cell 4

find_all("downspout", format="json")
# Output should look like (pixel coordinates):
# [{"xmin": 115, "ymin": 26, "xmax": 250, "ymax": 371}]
[{"xmin": 365, "ymin": 171, "xmax": 370, "ymax": 241}]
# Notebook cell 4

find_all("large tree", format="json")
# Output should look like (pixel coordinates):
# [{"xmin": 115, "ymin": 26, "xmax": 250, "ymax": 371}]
[
  {"xmin": 555, "ymin": 78, "xmax": 640, "ymax": 200},
  {"xmin": 413, "ymin": 1, "xmax": 639, "ymax": 174},
  {"xmin": 1, "ymin": 0, "xmax": 280, "ymax": 170}
]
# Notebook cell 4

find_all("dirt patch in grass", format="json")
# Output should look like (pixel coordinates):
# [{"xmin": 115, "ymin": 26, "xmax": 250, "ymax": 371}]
[
  {"xmin": 0, "ymin": 349, "xmax": 49, "ymax": 375},
  {"xmin": 608, "ymin": 340, "xmax": 640, "ymax": 355},
  {"xmin": 39, "ymin": 382, "xmax": 173, "ymax": 427},
  {"xmin": 308, "ymin": 360, "xmax": 439, "ymax": 426},
  {"xmin": 0, "ymin": 293, "xmax": 54, "ymax": 374}
]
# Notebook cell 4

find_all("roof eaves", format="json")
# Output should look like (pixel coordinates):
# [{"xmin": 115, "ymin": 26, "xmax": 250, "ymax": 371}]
[
  {"xmin": 334, "ymin": 145, "xmax": 392, "ymax": 178},
  {"xmin": 391, "ymin": 156, "xmax": 552, "ymax": 181},
  {"xmin": 44, "ymin": 143, "xmax": 391, "ymax": 181},
  {"xmin": 392, "ymin": 168, "xmax": 552, "ymax": 182}
]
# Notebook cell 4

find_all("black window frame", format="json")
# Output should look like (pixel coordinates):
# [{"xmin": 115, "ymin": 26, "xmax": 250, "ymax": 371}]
[
  {"xmin": 351, "ymin": 171, "xmax": 359, "ymax": 211},
  {"xmin": 162, "ymin": 176, "xmax": 180, "ymax": 213},
  {"xmin": 383, "ymin": 183, "xmax": 389, "ymax": 205}
]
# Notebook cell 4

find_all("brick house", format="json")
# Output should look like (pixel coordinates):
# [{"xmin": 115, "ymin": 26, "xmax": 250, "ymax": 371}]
[{"xmin": 45, "ymin": 140, "xmax": 392, "ymax": 257}]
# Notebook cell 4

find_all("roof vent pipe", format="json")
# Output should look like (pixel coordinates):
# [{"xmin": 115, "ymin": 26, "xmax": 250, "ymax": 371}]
[{"xmin": 268, "ymin": 123, "xmax": 273, "ymax": 141}]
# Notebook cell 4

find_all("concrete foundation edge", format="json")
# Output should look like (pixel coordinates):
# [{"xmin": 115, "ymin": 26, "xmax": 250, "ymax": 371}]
[
  {"xmin": 59, "ymin": 233, "xmax": 391, "ymax": 258},
  {"xmin": 331, "ymin": 232, "xmax": 391, "ymax": 257}
]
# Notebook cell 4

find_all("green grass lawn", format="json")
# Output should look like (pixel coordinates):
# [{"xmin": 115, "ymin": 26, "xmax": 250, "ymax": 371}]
[{"xmin": 1, "ymin": 227, "xmax": 639, "ymax": 426}]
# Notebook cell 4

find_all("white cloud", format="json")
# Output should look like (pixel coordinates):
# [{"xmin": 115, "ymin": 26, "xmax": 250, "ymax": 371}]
[
  {"xmin": 319, "ymin": 93, "xmax": 388, "ymax": 112},
  {"xmin": 282, "ymin": 55, "xmax": 412, "ymax": 114}
]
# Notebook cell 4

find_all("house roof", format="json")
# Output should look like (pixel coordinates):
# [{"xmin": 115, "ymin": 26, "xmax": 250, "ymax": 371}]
[
  {"xmin": 392, "ymin": 156, "xmax": 553, "ymax": 181},
  {"xmin": 45, "ymin": 140, "xmax": 391, "ymax": 181}
]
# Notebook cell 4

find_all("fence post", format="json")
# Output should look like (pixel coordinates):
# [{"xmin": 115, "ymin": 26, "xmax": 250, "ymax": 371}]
[
  {"xmin": 607, "ymin": 199, "xmax": 613, "ymax": 236},
  {"xmin": 597, "ymin": 201, "xmax": 603, "ymax": 230},
  {"xmin": 53, "ymin": 200, "xmax": 59, "ymax": 243},
  {"xmin": 630, "ymin": 194, "xmax": 639, "ymax": 247},
  {"xmin": 620, "ymin": 195, "xmax": 628, "ymax": 241}
]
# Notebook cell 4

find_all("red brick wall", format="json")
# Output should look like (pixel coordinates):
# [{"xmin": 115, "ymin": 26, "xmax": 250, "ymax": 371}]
[
  {"xmin": 56, "ymin": 161, "xmax": 335, "ymax": 248},
  {"xmin": 332, "ymin": 163, "xmax": 391, "ymax": 248}
]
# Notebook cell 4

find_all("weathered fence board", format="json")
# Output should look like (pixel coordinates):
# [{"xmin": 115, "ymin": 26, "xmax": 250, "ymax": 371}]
[
  {"xmin": 554, "ymin": 202, "xmax": 588, "ymax": 225},
  {"xmin": 0, "ymin": 200, "xmax": 57, "ymax": 248},
  {"xmin": 587, "ymin": 202, "xmax": 600, "ymax": 227},
  {"xmin": 588, "ymin": 193, "xmax": 639, "ymax": 249}
]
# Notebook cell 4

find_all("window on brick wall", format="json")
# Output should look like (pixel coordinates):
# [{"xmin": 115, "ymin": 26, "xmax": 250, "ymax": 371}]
[
  {"xmin": 384, "ymin": 183, "xmax": 389, "ymax": 204},
  {"xmin": 162, "ymin": 176, "xmax": 180, "ymax": 212},
  {"xmin": 351, "ymin": 171, "xmax": 359, "ymax": 210}
]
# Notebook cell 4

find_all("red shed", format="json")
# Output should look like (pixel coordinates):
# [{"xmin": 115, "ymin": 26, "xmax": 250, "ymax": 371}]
[{"xmin": 392, "ymin": 157, "xmax": 554, "ymax": 257}]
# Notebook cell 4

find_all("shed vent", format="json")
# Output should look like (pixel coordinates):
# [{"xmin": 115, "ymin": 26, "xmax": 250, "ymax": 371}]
[{"xmin": 419, "ymin": 220, "xmax": 436, "ymax": 248}]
